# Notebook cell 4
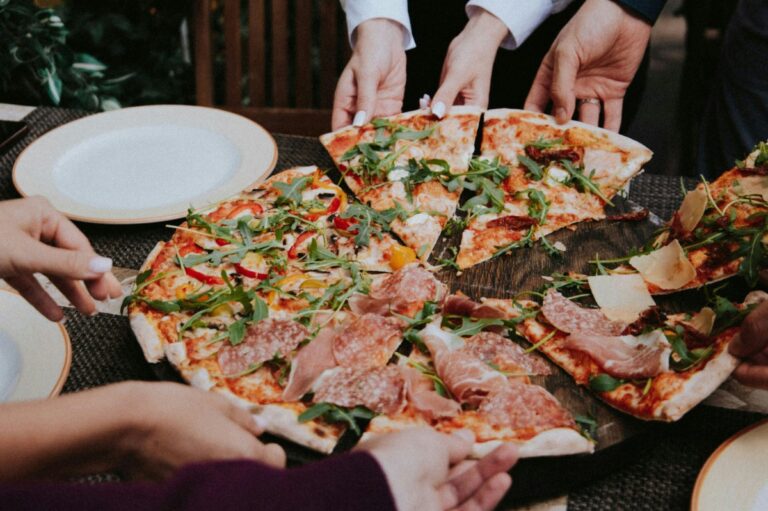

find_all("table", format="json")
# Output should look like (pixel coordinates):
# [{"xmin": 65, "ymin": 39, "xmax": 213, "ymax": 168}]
[{"xmin": 0, "ymin": 106, "xmax": 764, "ymax": 510}]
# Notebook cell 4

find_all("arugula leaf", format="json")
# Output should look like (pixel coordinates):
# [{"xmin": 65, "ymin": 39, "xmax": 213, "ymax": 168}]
[
  {"xmin": 228, "ymin": 319, "xmax": 247, "ymax": 346},
  {"xmin": 435, "ymin": 246, "xmax": 460, "ymax": 271},
  {"xmin": 574, "ymin": 414, "xmax": 598, "ymax": 442},
  {"xmin": 274, "ymin": 176, "xmax": 312, "ymax": 206},
  {"xmin": 466, "ymin": 157, "xmax": 509, "ymax": 183},
  {"xmin": 397, "ymin": 354, "xmax": 452, "ymax": 398},
  {"xmin": 443, "ymin": 316, "xmax": 505, "ymax": 337},
  {"xmin": 539, "ymin": 235, "xmax": 564, "ymax": 258},
  {"xmin": 561, "ymin": 160, "xmax": 614, "ymax": 205},
  {"xmin": 588, "ymin": 374, "xmax": 625, "ymax": 392},
  {"xmin": 252, "ymin": 296, "xmax": 269, "ymax": 322},
  {"xmin": 338, "ymin": 202, "xmax": 407, "ymax": 247},
  {"xmin": 492, "ymin": 227, "xmax": 535, "ymax": 258},
  {"xmin": 517, "ymin": 154, "xmax": 544, "ymax": 181},
  {"xmin": 668, "ymin": 329, "xmax": 715, "ymax": 371},
  {"xmin": 298, "ymin": 402, "xmax": 376, "ymax": 436},
  {"xmin": 525, "ymin": 137, "xmax": 563, "ymax": 150},
  {"xmin": 519, "ymin": 188, "xmax": 549, "ymax": 225}
]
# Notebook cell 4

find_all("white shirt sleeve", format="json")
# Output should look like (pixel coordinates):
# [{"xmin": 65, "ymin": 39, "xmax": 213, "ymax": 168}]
[
  {"xmin": 466, "ymin": 0, "xmax": 576, "ymax": 50},
  {"xmin": 340, "ymin": 0, "xmax": 416, "ymax": 50}
]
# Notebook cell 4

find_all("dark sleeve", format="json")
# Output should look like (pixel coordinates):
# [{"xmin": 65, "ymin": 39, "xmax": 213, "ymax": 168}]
[
  {"xmin": 0, "ymin": 452, "xmax": 397, "ymax": 511},
  {"xmin": 612, "ymin": 0, "xmax": 667, "ymax": 24}
]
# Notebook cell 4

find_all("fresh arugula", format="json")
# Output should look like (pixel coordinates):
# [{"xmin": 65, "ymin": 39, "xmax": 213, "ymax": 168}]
[
  {"xmin": 396, "ymin": 353, "xmax": 452, "ymax": 398},
  {"xmin": 338, "ymin": 202, "xmax": 408, "ymax": 247},
  {"xmin": 667, "ymin": 327, "xmax": 715, "ymax": 371},
  {"xmin": 274, "ymin": 176, "xmax": 313, "ymax": 207},
  {"xmin": 492, "ymin": 227, "xmax": 535, "ymax": 258},
  {"xmin": 525, "ymin": 137, "xmax": 564, "ymax": 150},
  {"xmin": 588, "ymin": 374, "xmax": 625, "ymax": 392},
  {"xmin": 442, "ymin": 316, "xmax": 505, "ymax": 337},
  {"xmin": 297, "ymin": 402, "xmax": 376, "ymax": 436},
  {"xmin": 519, "ymin": 188, "xmax": 549, "ymax": 225},
  {"xmin": 517, "ymin": 154, "xmax": 544, "ymax": 181},
  {"xmin": 574, "ymin": 413, "xmax": 598, "ymax": 442},
  {"xmin": 435, "ymin": 246, "xmax": 460, "ymax": 271},
  {"xmin": 561, "ymin": 160, "xmax": 614, "ymax": 206}
]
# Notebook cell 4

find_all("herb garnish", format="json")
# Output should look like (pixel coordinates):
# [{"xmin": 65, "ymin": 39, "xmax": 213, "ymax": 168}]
[{"xmin": 298, "ymin": 402, "xmax": 376, "ymax": 436}]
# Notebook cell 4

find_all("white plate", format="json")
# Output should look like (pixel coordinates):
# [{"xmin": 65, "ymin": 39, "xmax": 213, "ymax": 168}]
[
  {"xmin": 13, "ymin": 105, "xmax": 277, "ymax": 224},
  {"xmin": 0, "ymin": 289, "xmax": 71, "ymax": 402},
  {"xmin": 692, "ymin": 419, "xmax": 768, "ymax": 511}
]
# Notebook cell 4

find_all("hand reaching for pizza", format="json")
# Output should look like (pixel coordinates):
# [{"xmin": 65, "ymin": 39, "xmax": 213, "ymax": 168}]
[
  {"xmin": 0, "ymin": 197, "xmax": 122, "ymax": 321},
  {"xmin": 524, "ymin": 0, "xmax": 652, "ymax": 131},
  {"xmin": 729, "ymin": 299, "xmax": 768, "ymax": 389},
  {"xmin": 358, "ymin": 428, "xmax": 518, "ymax": 511},
  {"xmin": 430, "ymin": 9, "xmax": 508, "ymax": 115},
  {"xmin": 332, "ymin": 19, "xmax": 407, "ymax": 130}
]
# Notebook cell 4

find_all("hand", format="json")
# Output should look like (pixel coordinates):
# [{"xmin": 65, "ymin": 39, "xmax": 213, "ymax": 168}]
[
  {"xmin": 332, "ymin": 19, "xmax": 407, "ymax": 130},
  {"xmin": 357, "ymin": 428, "xmax": 518, "ymax": 511},
  {"xmin": 729, "ymin": 300, "xmax": 768, "ymax": 389},
  {"xmin": 524, "ymin": 0, "xmax": 652, "ymax": 131},
  {"xmin": 431, "ymin": 9, "xmax": 508, "ymax": 115},
  {"xmin": 119, "ymin": 382, "xmax": 286, "ymax": 479},
  {"xmin": 0, "ymin": 197, "xmax": 122, "ymax": 321}
]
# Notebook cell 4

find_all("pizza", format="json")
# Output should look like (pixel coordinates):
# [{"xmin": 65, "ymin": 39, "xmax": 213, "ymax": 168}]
[
  {"xmin": 320, "ymin": 106, "xmax": 481, "ymax": 261},
  {"xmin": 455, "ymin": 109, "xmax": 652, "ymax": 269}
]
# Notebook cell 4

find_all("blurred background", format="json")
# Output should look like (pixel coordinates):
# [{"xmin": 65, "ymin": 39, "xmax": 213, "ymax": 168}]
[{"xmin": 0, "ymin": 0, "xmax": 738, "ymax": 175}]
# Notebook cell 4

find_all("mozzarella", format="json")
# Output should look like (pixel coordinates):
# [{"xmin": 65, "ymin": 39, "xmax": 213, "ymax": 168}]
[
  {"xmin": 388, "ymin": 168, "xmax": 409, "ymax": 182},
  {"xmin": 406, "ymin": 212, "xmax": 432, "ymax": 226},
  {"xmin": 165, "ymin": 342, "xmax": 188, "ymax": 365},
  {"xmin": 545, "ymin": 164, "xmax": 569, "ymax": 187}
]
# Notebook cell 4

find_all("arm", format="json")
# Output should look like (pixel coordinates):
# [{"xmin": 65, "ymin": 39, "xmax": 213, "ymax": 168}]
[
  {"xmin": 340, "ymin": 0, "xmax": 415, "ymax": 50},
  {"xmin": 730, "ymin": 298, "xmax": 768, "ymax": 389},
  {"xmin": 466, "ymin": 0, "xmax": 574, "ymax": 50}
]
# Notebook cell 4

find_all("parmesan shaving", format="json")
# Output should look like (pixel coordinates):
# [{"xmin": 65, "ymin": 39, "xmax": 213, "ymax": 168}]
[
  {"xmin": 587, "ymin": 274, "xmax": 656, "ymax": 323},
  {"xmin": 681, "ymin": 307, "xmax": 716, "ymax": 336},
  {"xmin": 629, "ymin": 240, "xmax": 696, "ymax": 290},
  {"xmin": 677, "ymin": 188, "xmax": 708, "ymax": 233},
  {"xmin": 732, "ymin": 175, "xmax": 768, "ymax": 201}
]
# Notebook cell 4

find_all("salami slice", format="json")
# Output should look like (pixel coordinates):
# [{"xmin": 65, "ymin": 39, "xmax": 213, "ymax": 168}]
[
  {"xmin": 478, "ymin": 384, "xmax": 575, "ymax": 430},
  {"xmin": 462, "ymin": 332, "xmax": 551, "ymax": 376},
  {"xmin": 313, "ymin": 366, "xmax": 406, "ymax": 414},
  {"xmin": 541, "ymin": 289, "xmax": 626, "ymax": 336},
  {"xmin": 350, "ymin": 264, "xmax": 447, "ymax": 317},
  {"xmin": 333, "ymin": 313, "xmax": 405, "ymax": 369},
  {"xmin": 218, "ymin": 318, "xmax": 308, "ymax": 376}
]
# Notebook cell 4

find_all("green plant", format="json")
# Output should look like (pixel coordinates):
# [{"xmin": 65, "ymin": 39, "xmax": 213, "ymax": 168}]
[{"xmin": 0, "ymin": 0, "xmax": 127, "ymax": 109}]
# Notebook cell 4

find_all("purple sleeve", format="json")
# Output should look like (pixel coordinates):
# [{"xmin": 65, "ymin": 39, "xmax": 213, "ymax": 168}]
[{"xmin": 0, "ymin": 452, "xmax": 397, "ymax": 511}]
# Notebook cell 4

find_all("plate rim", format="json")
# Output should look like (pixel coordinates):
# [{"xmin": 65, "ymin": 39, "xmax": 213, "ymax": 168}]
[
  {"xmin": 0, "ymin": 288, "xmax": 72, "ymax": 399},
  {"xmin": 11, "ymin": 105, "xmax": 278, "ymax": 225},
  {"xmin": 690, "ymin": 417, "xmax": 768, "ymax": 511}
]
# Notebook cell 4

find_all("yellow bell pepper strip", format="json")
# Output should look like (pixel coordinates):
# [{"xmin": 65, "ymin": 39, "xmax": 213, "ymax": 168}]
[{"xmin": 389, "ymin": 245, "xmax": 416, "ymax": 270}]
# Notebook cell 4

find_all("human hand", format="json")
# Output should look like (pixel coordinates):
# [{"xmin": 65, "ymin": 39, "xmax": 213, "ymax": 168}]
[
  {"xmin": 524, "ymin": 0, "xmax": 652, "ymax": 131},
  {"xmin": 357, "ymin": 428, "xmax": 518, "ymax": 511},
  {"xmin": 430, "ymin": 9, "xmax": 508, "ymax": 116},
  {"xmin": 119, "ymin": 382, "xmax": 286, "ymax": 479},
  {"xmin": 332, "ymin": 19, "xmax": 407, "ymax": 130},
  {"xmin": 0, "ymin": 197, "xmax": 122, "ymax": 321},
  {"xmin": 729, "ymin": 299, "xmax": 768, "ymax": 389}
]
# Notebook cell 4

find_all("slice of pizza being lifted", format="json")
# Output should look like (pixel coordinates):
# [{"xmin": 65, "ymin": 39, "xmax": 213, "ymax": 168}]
[{"xmin": 456, "ymin": 109, "xmax": 652, "ymax": 269}]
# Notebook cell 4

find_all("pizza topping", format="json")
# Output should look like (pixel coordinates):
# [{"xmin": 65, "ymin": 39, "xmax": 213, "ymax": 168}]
[
  {"xmin": 541, "ymin": 289, "xmax": 627, "ymax": 336},
  {"xmin": 587, "ymin": 274, "xmax": 656, "ymax": 323},
  {"xmin": 217, "ymin": 318, "xmax": 309, "ymax": 376},
  {"xmin": 282, "ymin": 325, "xmax": 338, "ymax": 401},
  {"xmin": 442, "ymin": 294, "xmax": 505, "ymax": 320},
  {"xmin": 332, "ymin": 313, "xmax": 405, "ymax": 369},
  {"xmin": 349, "ymin": 264, "xmax": 447, "ymax": 317},
  {"xmin": 524, "ymin": 144, "xmax": 583, "ymax": 167},
  {"xmin": 185, "ymin": 267, "xmax": 225, "ymax": 286},
  {"xmin": 623, "ymin": 306, "xmax": 668, "ymax": 336},
  {"xmin": 478, "ymin": 384, "xmax": 575, "ymax": 430},
  {"xmin": 487, "ymin": 215, "xmax": 536, "ymax": 230},
  {"xmin": 563, "ymin": 330, "xmax": 671, "ymax": 379},
  {"xmin": 737, "ymin": 141, "xmax": 768, "ymax": 173},
  {"xmin": 313, "ymin": 366, "xmax": 407, "ymax": 415},
  {"xmin": 679, "ymin": 307, "xmax": 716, "ymax": 337},
  {"xmin": 402, "ymin": 366, "xmax": 461, "ymax": 419},
  {"xmin": 605, "ymin": 209, "xmax": 650, "ymax": 222},
  {"xmin": 675, "ymin": 188, "xmax": 708, "ymax": 234},
  {"xmin": 462, "ymin": 332, "xmax": 551, "ymax": 376},
  {"xmin": 629, "ymin": 240, "xmax": 697, "ymax": 290}
]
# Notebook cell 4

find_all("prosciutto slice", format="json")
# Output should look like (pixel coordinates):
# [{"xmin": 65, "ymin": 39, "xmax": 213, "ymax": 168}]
[
  {"xmin": 402, "ymin": 367, "xmax": 461, "ymax": 419},
  {"xmin": 218, "ymin": 318, "xmax": 308, "ymax": 376},
  {"xmin": 462, "ymin": 332, "xmax": 551, "ymax": 376},
  {"xmin": 542, "ymin": 289, "xmax": 626, "ymax": 336},
  {"xmin": 563, "ymin": 330, "xmax": 671, "ymax": 379},
  {"xmin": 349, "ymin": 264, "xmax": 447, "ymax": 317},
  {"xmin": 281, "ymin": 325, "xmax": 337, "ymax": 401}
]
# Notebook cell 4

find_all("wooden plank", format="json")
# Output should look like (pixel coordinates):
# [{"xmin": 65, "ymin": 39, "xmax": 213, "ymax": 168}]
[
  {"xmin": 271, "ymin": 0, "xmax": 290, "ymax": 107},
  {"xmin": 294, "ymin": 0, "xmax": 313, "ymax": 107},
  {"xmin": 193, "ymin": 0, "xmax": 214, "ymax": 106},
  {"xmin": 247, "ymin": 0, "xmax": 266, "ymax": 107},
  {"xmin": 224, "ymin": 0, "xmax": 243, "ymax": 106},
  {"xmin": 318, "ymin": 0, "xmax": 338, "ymax": 108}
]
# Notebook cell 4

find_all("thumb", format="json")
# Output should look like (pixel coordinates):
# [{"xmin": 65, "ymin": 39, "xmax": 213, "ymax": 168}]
[
  {"xmin": 525, "ymin": 53, "xmax": 554, "ymax": 113},
  {"xmin": 15, "ymin": 239, "xmax": 112, "ymax": 280},
  {"xmin": 549, "ymin": 49, "xmax": 578, "ymax": 124},
  {"xmin": 432, "ymin": 73, "xmax": 464, "ymax": 119},
  {"xmin": 730, "ymin": 301, "xmax": 768, "ymax": 358},
  {"xmin": 353, "ymin": 70, "xmax": 378, "ymax": 126},
  {"xmin": 446, "ymin": 429, "xmax": 474, "ymax": 465}
]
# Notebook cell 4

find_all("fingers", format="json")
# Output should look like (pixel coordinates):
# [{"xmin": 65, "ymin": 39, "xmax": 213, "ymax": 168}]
[
  {"xmin": 549, "ymin": 48, "xmax": 579, "ymax": 124},
  {"xmin": 38, "ymin": 202, "xmax": 94, "ymax": 253},
  {"xmin": 451, "ymin": 473, "xmax": 512, "ymax": 511},
  {"xmin": 259, "ymin": 442, "xmax": 287, "ymax": 468},
  {"xmin": 734, "ymin": 362, "xmax": 768, "ymax": 390},
  {"xmin": 49, "ymin": 276, "xmax": 96, "ymax": 316},
  {"xmin": 603, "ymin": 98, "xmax": 624, "ymax": 132},
  {"xmin": 578, "ymin": 100, "xmax": 601, "ymax": 126},
  {"xmin": 439, "ymin": 443, "xmax": 518, "ymax": 508},
  {"xmin": 730, "ymin": 301, "xmax": 768, "ymax": 358},
  {"xmin": 332, "ymin": 66, "xmax": 356, "ymax": 130},
  {"xmin": 354, "ymin": 70, "xmax": 378, "ymax": 126},
  {"xmin": 432, "ymin": 74, "xmax": 464, "ymax": 119},
  {"xmin": 85, "ymin": 273, "xmax": 123, "ymax": 302},
  {"xmin": 446, "ymin": 430, "xmax": 475, "ymax": 464},
  {"xmin": 525, "ymin": 55, "xmax": 554, "ymax": 113},
  {"xmin": 14, "ymin": 239, "xmax": 113, "ymax": 281},
  {"xmin": 5, "ymin": 274, "xmax": 63, "ymax": 321}
]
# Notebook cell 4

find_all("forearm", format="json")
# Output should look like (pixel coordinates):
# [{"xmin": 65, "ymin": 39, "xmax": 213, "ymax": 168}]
[
  {"xmin": 0, "ymin": 383, "xmax": 135, "ymax": 480},
  {"xmin": 340, "ymin": 0, "xmax": 415, "ymax": 50}
]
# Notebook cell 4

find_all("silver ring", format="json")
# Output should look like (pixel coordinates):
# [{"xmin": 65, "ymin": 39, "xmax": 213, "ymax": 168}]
[{"xmin": 578, "ymin": 97, "xmax": 601, "ymax": 106}]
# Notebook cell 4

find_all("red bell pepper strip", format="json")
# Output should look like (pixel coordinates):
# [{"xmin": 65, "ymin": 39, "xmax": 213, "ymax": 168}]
[
  {"xmin": 288, "ymin": 231, "xmax": 314, "ymax": 259},
  {"xmin": 305, "ymin": 197, "xmax": 341, "ymax": 221},
  {"xmin": 227, "ymin": 203, "xmax": 264, "ymax": 219},
  {"xmin": 185, "ymin": 267, "xmax": 224, "ymax": 286},
  {"xmin": 234, "ymin": 263, "xmax": 268, "ymax": 280},
  {"xmin": 333, "ymin": 215, "xmax": 359, "ymax": 234},
  {"xmin": 215, "ymin": 238, "xmax": 229, "ymax": 246}
]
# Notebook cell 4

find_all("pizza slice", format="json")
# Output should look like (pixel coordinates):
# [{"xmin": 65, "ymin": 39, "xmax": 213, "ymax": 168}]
[
  {"xmin": 320, "ymin": 106, "xmax": 482, "ymax": 260},
  {"xmin": 483, "ymin": 274, "xmax": 759, "ymax": 421},
  {"xmin": 455, "ymin": 109, "xmax": 652, "ymax": 269}
]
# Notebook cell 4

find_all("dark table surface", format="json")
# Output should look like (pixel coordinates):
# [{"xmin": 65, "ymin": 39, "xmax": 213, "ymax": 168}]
[{"xmin": 0, "ymin": 107, "xmax": 764, "ymax": 510}]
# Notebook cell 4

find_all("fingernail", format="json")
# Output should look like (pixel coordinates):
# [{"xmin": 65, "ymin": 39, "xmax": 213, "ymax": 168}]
[
  {"xmin": 419, "ymin": 94, "xmax": 431, "ymax": 109},
  {"xmin": 431, "ymin": 101, "xmax": 446, "ymax": 119},
  {"xmin": 88, "ymin": 256, "xmax": 113, "ymax": 274},
  {"xmin": 555, "ymin": 107, "xmax": 567, "ymax": 124},
  {"xmin": 352, "ymin": 111, "xmax": 366, "ymax": 127},
  {"xmin": 452, "ymin": 429, "xmax": 475, "ymax": 443},
  {"xmin": 252, "ymin": 414, "xmax": 268, "ymax": 431}
]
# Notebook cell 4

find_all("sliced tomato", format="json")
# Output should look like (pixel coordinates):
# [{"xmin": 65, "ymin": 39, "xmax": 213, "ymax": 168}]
[
  {"xmin": 288, "ymin": 231, "xmax": 315, "ymax": 259},
  {"xmin": 215, "ymin": 238, "xmax": 229, "ymax": 246},
  {"xmin": 234, "ymin": 263, "xmax": 268, "ymax": 280},
  {"xmin": 185, "ymin": 267, "xmax": 224, "ymax": 286}
]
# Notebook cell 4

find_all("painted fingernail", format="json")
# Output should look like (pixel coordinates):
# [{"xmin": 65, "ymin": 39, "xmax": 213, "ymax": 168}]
[
  {"xmin": 555, "ymin": 107, "xmax": 567, "ymax": 123},
  {"xmin": 431, "ymin": 101, "xmax": 446, "ymax": 119},
  {"xmin": 352, "ymin": 111, "xmax": 366, "ymax": 127},
  {"xmin": 419, "ymin": 94, "xmax": 431, "ymax": 109},
  {"xmin": 88, "ymin": 256, "xmax": 113, "ymax": 274},
  {"xmin": 252, "ymin": 414, "xmax": 268, "ymax": 431}
]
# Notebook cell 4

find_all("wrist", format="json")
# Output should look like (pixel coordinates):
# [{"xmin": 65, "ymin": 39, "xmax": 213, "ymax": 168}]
[
  {"xmin": 111, "ymin": 381, "xmax": 153, "ymax": 466},
  {"xmin": 356, "ymin": 18, "xmax": 406, "ymax": 50},
  {"xmin": 464, "ymin": 8, "xmax": 509, "ymax": 48}
]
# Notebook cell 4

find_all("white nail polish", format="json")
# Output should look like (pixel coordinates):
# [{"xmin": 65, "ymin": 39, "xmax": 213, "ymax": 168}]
[
  {"xmin": 352, "ymin": 110, "xmax": 367, "ymax": 127},
  {"xmin": 88, "ymin": 256, "xmax": 113, "ymax": 273},
  {"xmin": 432, "ymin": 101, "xmax": 446, "ymax": 119},
  {"xmin": 419, "ymin": 94, "xmax": 431, "ymax": 109},
  {"xmin": 252, "ymin": 414, "xmax": 268, "ymax": 430}
]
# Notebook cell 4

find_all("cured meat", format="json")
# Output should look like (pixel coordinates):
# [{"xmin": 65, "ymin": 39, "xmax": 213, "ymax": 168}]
[
  {"xmin": 478, "ymin": 385, "xmax": 575, "ymax": 430},
  {"xmin": 541, "ymin": 289, "xmax": 626, "ymax": 336},
  {"xmin": 563, "ymin": 330, "xmax": 671, "ymax": 380},
  {"xmin": 487, "ymin": 215, "xmax": 536, "ymax": 230},
  {"xmin": 442, "ymin": 294, "xmax": 505, "ymax": 319},
  {"xmin": 524, "ymin": 145, "xmax": 583, "ymax": 166},
  {"xmin": 349, "ymin": 264, "xmax": 447, "ymax": 317},
  {"xmin": 282, "ymin": 326, "xmax": 337, "ymax": 401},
  {"xmin": 421, "ymin": 322, "xmax": 506, "ymax": 406},
  {"xmin": 313, "ymin": 366, "xmax": 407, "ymax": 414},
  {"xmin": 332, "ymin": 313, "xmax": 405, "ymax": 369},
  {"xmin": 218, "ymin": 319, "xmax": 308, "ymax": 376},
  {"xmin": 402, "ymin": 367, "xmax": 461, "ymax": 419},
  {"xmin": 462, "ymin": 332, "xmax": 551, "ymax": 376}
]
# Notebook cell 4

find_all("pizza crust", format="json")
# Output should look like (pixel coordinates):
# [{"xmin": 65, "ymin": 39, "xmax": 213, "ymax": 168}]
[
  {"xmin": 129, "ymin": 311, "xmax": 165, "ymax": 363},
  {"xmin": 472, "ymin": 428, "xmax": 594, "ymax": 458}
]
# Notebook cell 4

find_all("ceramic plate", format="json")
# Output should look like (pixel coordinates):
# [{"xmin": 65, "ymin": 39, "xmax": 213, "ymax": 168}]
[
  {"xmin": 13, "ymin": 105, "xmax": 277, "ymax": 224},
  {"xmin": 0, "ymin": 289, "xmax": 71, "ymax": 402},
  {"xmin": 692, "ymin": 419, "xmax": 768, "ymax": 511}
]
